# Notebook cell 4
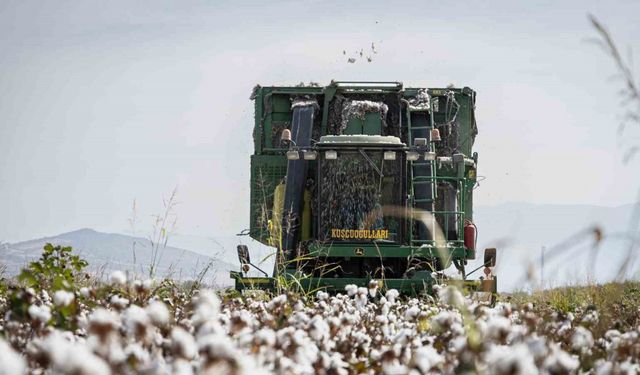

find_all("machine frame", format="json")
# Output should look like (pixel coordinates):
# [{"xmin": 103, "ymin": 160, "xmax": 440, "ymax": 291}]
[{"xmin": 230, "ymin": 81, "xmax": 497, "ymax": 296}]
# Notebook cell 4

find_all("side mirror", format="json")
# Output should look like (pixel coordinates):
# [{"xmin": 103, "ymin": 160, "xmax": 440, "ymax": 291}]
[
  {"xmin": 484, "ymin": 248, "xmax": 497, "ymax": 267},
  {"xmin": 237, "ymin": 245, "xmax": 250, "ymax": 265}
]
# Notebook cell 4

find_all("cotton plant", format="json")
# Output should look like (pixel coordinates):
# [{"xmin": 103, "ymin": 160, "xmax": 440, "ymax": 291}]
[{"xmin": 4, "ymin": 268, "xmax": 640, "ymax": 374}]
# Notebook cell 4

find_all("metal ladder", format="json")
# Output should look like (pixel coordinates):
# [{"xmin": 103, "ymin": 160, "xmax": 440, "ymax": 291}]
[{"xmin": 406, "ymin": 104, "xmax": 437, "ymax": 246}]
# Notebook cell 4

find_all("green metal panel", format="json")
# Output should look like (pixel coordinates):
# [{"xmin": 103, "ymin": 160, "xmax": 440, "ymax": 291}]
[
  {"xmin": 271, "ymin": 95, "xmax": 291, "ymax": 113},
  {"xmin": 344, "ymin": 117, "xmax": 362, "ymax": 135},
  {"xmin": 363, "ymin": 112, "xmax": 382, "ymax": 135},
  {"xmin": 343, "ymin": 112, "xmax": 382, "ymax": 135},
  {"xmin": 455, "ymin": 91, "xmax": 475, "ymax": 156},
  {"xmin": 249, "ymin": 155, "xmax": 287, "ymax": 244},
  {"xmin": 308, "ymin": 243, "xmax": 472, "ymax": 259},
  {"xmin": 252, "ymin": 86, "xmax": 263, "ymax": 154}
]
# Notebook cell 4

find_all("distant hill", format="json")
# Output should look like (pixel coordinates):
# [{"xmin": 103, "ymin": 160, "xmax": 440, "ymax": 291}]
[{"xmin": 0, "ymin": 228, "xmax": 236, "ymax": 287}]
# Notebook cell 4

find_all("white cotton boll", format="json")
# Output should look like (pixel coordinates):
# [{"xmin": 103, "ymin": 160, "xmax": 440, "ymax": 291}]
[
  {"xmin": 619, "ymin": 360, "xmax": 640, "ymax": 374},
  {"xmin": 192, "ymin": 290, "xmax": 221, "ymax": 326},
  {"xmin": 38, "ymin": 331, "xmax": 71, "ymax": 365},
  {"xmin": 28, "ymin": 304, "xmax": 51, "ymax": 323},
  {"xmin": 171, "ymin": 327, "xmax": 197, "ymax": 360},
  {"xmin": 53, "ymin": 290, "xmax": 74, "ymax": 307},
  {"xmin": 110, "ymin": 295, "xmax": 130, "ymax": 309},
  {"xmin": 41, "ymin": 290, "xmax": 51, "ymax": 303},
  {"xmin": 89, "ymin": 308, "xmax": 118, "ymax": 325},
  {"xmin": 173, "ymin": 359, "xmax": 195, "ymax": 375},
  {"xmin": 123, "ymin": 305, "xmax": 150, "ymax": 335},
  {"xmin": 62, "ymin": 347, "xmax": 111, "ymax": 375},
  {"xmin": 355, "ymin": 294, "xmax": 368, "ymax": 310},
  {"xmin": 316, "ymin": 291, "xmax": 329, "ymax": 301},
  {"xmin": 368, "ymin": 280, "xmax": 379, "ymax": 297},
  {"xmin": 146, "ymin": 300, "xmax": 170, "ymax": 326},
  {"xmin": 293, "ymin": 299, "xmax": 305, "ymax": 311},
  {"xmin": 525, "ymin": 336, "xmax": 548, "ymax": 361},
  {"xmin": 605, "ymin": 329, "xmax": 621, "ymax": 341},
  {"xmin": 393, "ymin": 329, "xmax": 413, "ymax": 345},
  {"xmin": 404, "ymin": 306, "xmax": 420, "ymax": 321},
  {"xmin": 255, "ymin": 328, "xmax": 276, "ymax": 347},
  {"xmin": 41, "ymin": 331, "xmax": 111, "ymax": 375},
  {"xmin": 308, "ymin": 315, "xmax": 329, "ymax": 342},
  {"xmin": 88, "ymin": 307, "xmax": 120, "ymax": 334},
  {"xmin": 109, "ymin": 270, "xmax": 127, "ymax": 286},
  {"xmin": 572, "ymin": 326, "xmax": 594, "ymax": 351},
  {"xmin": 198, "ymin": 334, "xmax": 239, "ymax": 362},
  {"xmin": 142, "ymin": 279, "xmax": 154, "ymax": 291},
  {"xmin": 376, "ymin": 315, "xmax": 389, "ymax": 324},
  {"xmin": 80, "ymin": 287, "xmax": 91, "ymax": 298},
  {"xmin": 381, "ymin": 303, "xmax": 390, "ymax": 316},
  {"xmin": 0, "ymin": 338, "xmax": 26, "ymax": 375},
  {"xmin": 317, "ymin": 300, "xmax": 328, "ymax": 310},
  {"xmin": 432, "ymin": 310, "xmax": 462, "ymax": 330},
  {"xmin": 557, "ymin": 321, "xmax": 572, "ymax": 336},
  {"xmin": 506, "ymin": 323, "xmax": 528, "ymax": 343},
  {"xmin": 486, "ymin": 344, "xmax": 538, "ymax": 375},
  {"xmin": 320, "ymin": 352, "xmax": 348, "ymax": 375},
  {"xmin": 382, "ymin": 362, "xmax": 408, "ymax": 375},
  {"xmin": 438, "ymin": 285, "xmax": 465, "ymax": 307},
  {"xmin": 412, "ymin": 346, "xmax": 444, "ymax": 372},
  {"xmin": 566, "ymin": 312, "xmax": 575, "ymax": 322},
  {"xmin": 543, "ymin": 345, "xmax": 579, "ymax": 374},
  {"xmin": 77, "ymin": 311, "xmax": 89, "ymax": 330},
  {"xmin": 449, "ymin": 336, "xmax": 467, "ymax": 353},
  {"xmin": 266, "ymin": 294, "xmax": 288, "ymax": 311},
  {"xmin": 485, "ymin": 315, "xmax": 512, "ymax": 340},
  {"xmin": 345, "ymin": 284, "xmax": 358, "ymax": 297},
  {"xmin": 622, "ymin": 331, "xmax": 638, "ymax": 345},
  {"xmin": 385, "ymin": 289, "xmax": 399, "ymax": 304},
  {"xmin": 582, "ymin": 309, "xmax": 599, "ymax": 325},
  {"xmin": 594, "ymin": 360, "xmax": 613, "ymax": 375},
  {"xmin": 291, "ymin": 311, "xmax": 309, "ymax": 325},
  {"xmin": 124, "ymin": 343, "xmax": 150, "ymax": 365}
]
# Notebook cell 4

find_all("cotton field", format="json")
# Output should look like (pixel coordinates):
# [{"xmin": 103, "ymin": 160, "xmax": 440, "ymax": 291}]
[{"xmin": 1, "ymin": 270, "xmax": 640, "ymax": 375}]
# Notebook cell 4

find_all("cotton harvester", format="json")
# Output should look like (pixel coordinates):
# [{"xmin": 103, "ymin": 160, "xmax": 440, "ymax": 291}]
[{"xmin": 230, "ymin": 81, "xmax": 497, "ymax": 296}]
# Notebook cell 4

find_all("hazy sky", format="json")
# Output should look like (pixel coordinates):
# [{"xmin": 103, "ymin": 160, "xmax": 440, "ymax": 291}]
[{"xmin": 2, "ymin": 0, "xmax": 640, "ymax": 243}]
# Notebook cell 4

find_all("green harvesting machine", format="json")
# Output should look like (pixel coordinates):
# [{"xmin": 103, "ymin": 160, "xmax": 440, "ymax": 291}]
[{"xmin": 231, "ymin": 81, "xmax": 497, "ymax": 296}]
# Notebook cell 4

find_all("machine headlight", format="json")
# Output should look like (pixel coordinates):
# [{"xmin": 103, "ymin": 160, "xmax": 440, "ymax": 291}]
[
  {"xmin": 325, "ymin": 150, "xmax": 338, "ymax": 160},
  {"xmin": 406, "ymin": 151, "xmax": 420, "ymax": 161},
  {"xmin": 414, "ymin": 138, "xmax": 428, "ymax": 146},
  {"xmin": 424, "ymin": 152, "xmax": 436, "ymax": 161},
  {"xmin": 383, "ymin": 151, "xmax": 397, "ymax": 160},
  {"xmin": 286, "ymin": 150, "xmax": 300, "ymax": 160},
  {"xmin": 302, "ymin": 150, "xmax": 317, "ymax": 160}
]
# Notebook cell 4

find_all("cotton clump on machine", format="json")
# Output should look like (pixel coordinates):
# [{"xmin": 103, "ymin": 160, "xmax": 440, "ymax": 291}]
[{"xmin": 231, "ymin": 81, "xmax": 497, "ymax": 296}]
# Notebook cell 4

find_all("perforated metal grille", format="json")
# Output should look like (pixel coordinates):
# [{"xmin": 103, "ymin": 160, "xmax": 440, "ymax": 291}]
[{"xmin": 250, "ymin": 156, "xmax": 287, "ymax": 244}]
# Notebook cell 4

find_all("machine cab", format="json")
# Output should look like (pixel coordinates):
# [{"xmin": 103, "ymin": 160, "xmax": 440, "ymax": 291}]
[{"xmin": 315, "ymin": 135, "xmax": 406, "ymax": 245}]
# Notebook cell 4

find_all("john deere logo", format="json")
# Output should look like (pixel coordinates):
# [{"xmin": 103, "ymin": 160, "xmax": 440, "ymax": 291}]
[{"xmin": 354, "ymin": 248, "xmax": 365, "ymax": 256}]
